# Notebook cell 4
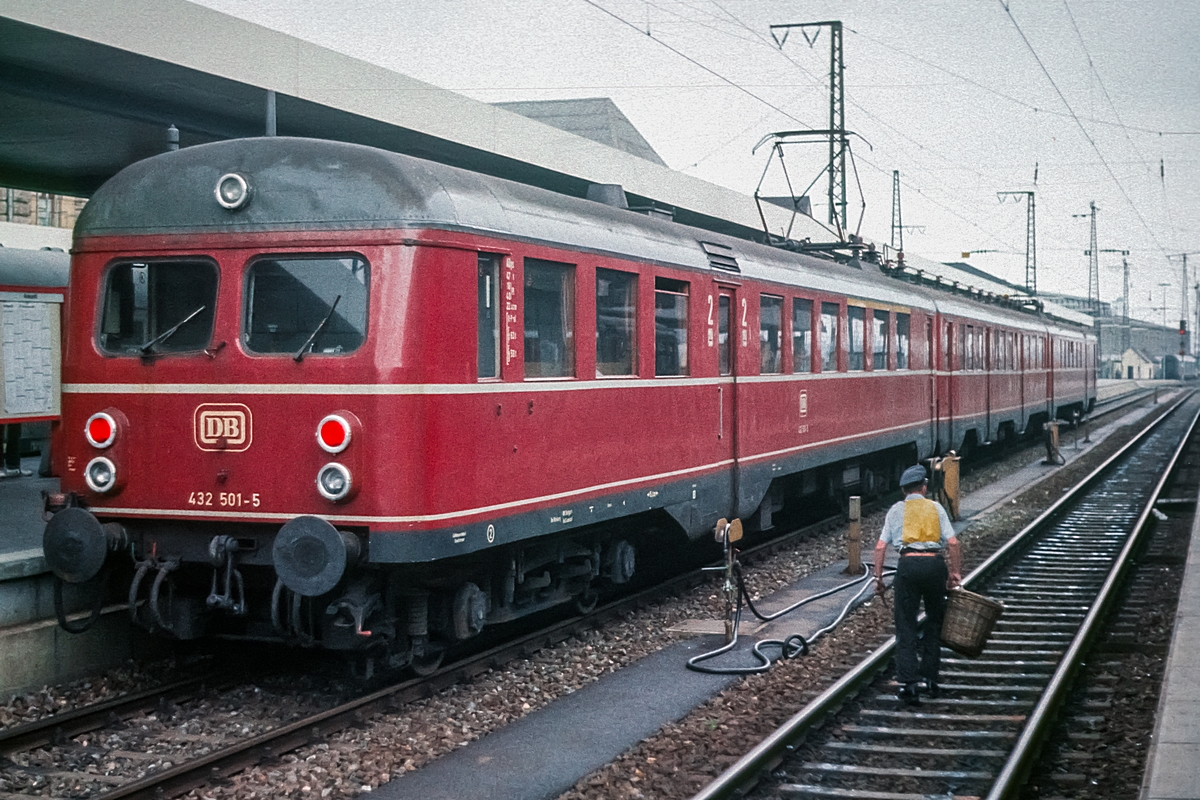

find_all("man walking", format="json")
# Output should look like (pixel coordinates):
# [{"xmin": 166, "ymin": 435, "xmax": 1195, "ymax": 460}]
[{"xmin": 874, "ymin": 464, "xmax": 961, "ymax": 705}]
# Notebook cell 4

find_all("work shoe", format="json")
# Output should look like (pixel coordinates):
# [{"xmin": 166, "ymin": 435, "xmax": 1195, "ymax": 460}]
[
  {"xmin": 919, "ymin": 679, "xmax": 940, "ymax": 699},
  {"xmin": 897, "ymin": 682, "xmax": 922, "ymax": 706}
]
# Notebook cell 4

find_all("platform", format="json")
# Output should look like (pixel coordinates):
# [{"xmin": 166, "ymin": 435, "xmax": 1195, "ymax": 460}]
[
  {"xmin": 1140, "ymin": 479, "xmax": 1200, "ymax": 800},
  {"xmin": 0, "ymin": 454, "xmax": 54, "ymax": 577}
]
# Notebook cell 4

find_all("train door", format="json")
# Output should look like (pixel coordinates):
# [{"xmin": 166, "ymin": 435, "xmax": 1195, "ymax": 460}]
[
  {"xmin": 715, "ymin": 286, "xmax": 739, "ymax": 515},
  {"xmin": 1019, "ymin": 333, "xmax": 1027, "ymax": 433},
  {"xmin": 937, "ymin": 317, "xmax": 954, "ymax": 453},
  {"xmin": 927, "ymin": 316, "xmax": 937, "ymax": 455},
  {"xmin": 984, "ymin": 326, "xmax": 993, "ymax": 442}
]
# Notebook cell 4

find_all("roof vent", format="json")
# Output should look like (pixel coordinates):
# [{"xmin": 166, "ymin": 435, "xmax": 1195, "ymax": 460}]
[
  {"xmin": 586, "ymin": 183, "xmax": 629, "ymax": 209},
  {"xmin": 700, "ymin": 241, "xmax": 739, "ymax": 272}
]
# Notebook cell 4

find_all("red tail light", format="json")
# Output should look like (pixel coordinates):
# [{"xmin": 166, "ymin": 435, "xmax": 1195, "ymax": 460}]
[
  {"xmin": 317, "ymin": 414, "xmax": 351, "ymax": 454},
  {"xmin": 85, "ymin": 412, "xmax": 117, "ymax": 448}
]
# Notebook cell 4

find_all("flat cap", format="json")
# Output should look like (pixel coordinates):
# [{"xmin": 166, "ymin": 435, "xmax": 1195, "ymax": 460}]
[{"xmin": 900, "ymin": 465, "xmax": 928, "ymax": 487}]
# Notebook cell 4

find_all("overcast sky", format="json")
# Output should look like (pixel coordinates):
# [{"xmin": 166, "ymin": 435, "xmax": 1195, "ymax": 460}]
[{"xmin": 194, "ymin": 0, "xmax": 1200, "ymax": 326}]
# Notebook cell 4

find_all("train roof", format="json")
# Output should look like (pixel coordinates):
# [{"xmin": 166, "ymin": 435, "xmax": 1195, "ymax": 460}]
[
  {"xmin": 77, "ymin": 137, "xmax": 1088, "ymax": 334},
  {"xmin": 0, "ymin": 245, "xmax": 70, "ymax": 289}
]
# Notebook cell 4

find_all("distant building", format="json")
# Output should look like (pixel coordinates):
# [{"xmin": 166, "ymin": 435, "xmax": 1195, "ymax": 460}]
[
  {"xmin": 1036, "ymin": 291, "xmax": 1112, "ymax": 318},
  {"xmin": 2, "ymin": 188, "xmax": 86, "ymax": 229},
  {"xmin": 495, "ymin": 98, "xmax": 667, "ymax": 166},
  {"xmin": 1119, "ymin": 348, "xmax": 1156, "ymax": 380}
]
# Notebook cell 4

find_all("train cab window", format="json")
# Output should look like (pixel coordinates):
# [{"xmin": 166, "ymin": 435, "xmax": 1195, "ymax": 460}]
[
  {"xmin": 792, "ymin": 298, "xmax": 812, "ymax": 373},
  {"xmin": 896, "ymin": 313, "xmax": 910, "ymax": 369},
  {"xmin": 872, "ymin": 310, "xmax": 888, "ymax": 370},
  {"xmin": 760, "ymin": 294, "xmax": 783, "ymax": 374},
  {"xmin": 596, "ymin": 268, "xmax": 637, "ymax": 376},
  {"xmin": 478, "ymin": 255, "xmax": 499, "ymax": 378},
  {"xmin": 655, "ymin": 277, "xmax": 689, "ymax": 376},
  {"xmin": 820, "ymin": 302, "xmax": 839, "ymax": 372},
  {"xmin": 524, "ymin": 259, "xmax": 575, "ymax": 378},
  {"xmin": 244, "ymin": 256, "xmax": 368, "ymax": 357},
  {"xmin": 99, "ymin": 260, "xmax": 218, "ymax": 355},
  {"xmin": 848, "ymin": 306, "xmax": 865, "ymax": 370}
]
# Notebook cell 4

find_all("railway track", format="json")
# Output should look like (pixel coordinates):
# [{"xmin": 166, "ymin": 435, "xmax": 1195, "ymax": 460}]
[{"xmin": 690, "ymin": 390, "xmax": 1199, "ymax": 800}]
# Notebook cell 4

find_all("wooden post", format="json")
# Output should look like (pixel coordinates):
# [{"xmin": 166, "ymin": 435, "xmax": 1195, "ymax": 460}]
[{"xmin": 844, "ymin": 496, "xmax": 864, "ymax": 575}]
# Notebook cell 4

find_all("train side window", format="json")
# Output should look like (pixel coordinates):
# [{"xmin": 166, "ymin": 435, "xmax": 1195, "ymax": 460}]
[
  {"xmin": 100, "ymin": 259, "xmax": 219, "ymax": 355},
  {"xmin": 896, "ymin": 313, "xmax": 910, "ymax": 369},
  {"xmin": 524, "ymin": 258, "xmax": 575, "ymax": 378},
  {"xmin": 596, "ymin": 268, "xmax": 637, "ymax": 376},
  {"xmin": 820, "ymin": 302, "xmax": 839, "ymax": 372},
  {"xmin": 942, "ymin": 322, "xmax": 951, "ymax": 370},
  {"xmin": 244, "ymin": 255, "xmax": 368, "ymax": 356},
  {"xmin": 655, "ymin": 277, "xmax": 689, "ymax": 376},
  {"xmin": 848, "ymin": 306, "xmax": 865, "ymax": 370},
  {"xmin": 478, "ymin": 254, "xmax": 499, "ymax": 378},
  {"xmin": 719, "ymin": 294, "xmax": 732, "ymax": 376},
  {"xmin": 792, "ymin": 298, "xmax": 812, "ymax": 373},
  {"xmin": 760, "ymin": 294, "xmax": 783, "ymax": 374},
  {"xmin": 872, "ymin": 310, "xmax": 888, "ymax": 370}
]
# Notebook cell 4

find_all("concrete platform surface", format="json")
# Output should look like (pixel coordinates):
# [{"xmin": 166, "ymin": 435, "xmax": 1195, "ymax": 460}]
[
  {"xmin": 0, "ymin": 454, "xmax": 55, "ymax": 568},
  {"xmin": 1140, "ymin": 478, "xmax": 1200, "ymax": 800}
]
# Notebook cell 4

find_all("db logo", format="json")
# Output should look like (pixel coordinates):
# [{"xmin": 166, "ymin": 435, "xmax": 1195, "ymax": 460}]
[{"xmin": 194, "ymin": 403, "xmax": 252, "ymax": 452}]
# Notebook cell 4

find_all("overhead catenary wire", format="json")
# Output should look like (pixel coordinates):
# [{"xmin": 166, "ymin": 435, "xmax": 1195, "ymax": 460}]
[{"xmin": 999, "ymin": 0, "xmax": 1168, "ymax": 261}]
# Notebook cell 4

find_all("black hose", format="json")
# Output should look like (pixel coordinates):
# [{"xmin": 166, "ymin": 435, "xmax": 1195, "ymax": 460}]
[
  {"xmin": 53, "ymin": 566, "xmax": 109, "ymax": 635},
  {"xmin": 687, "ymin": 558, "xmax": 893, "ymax": 675}
]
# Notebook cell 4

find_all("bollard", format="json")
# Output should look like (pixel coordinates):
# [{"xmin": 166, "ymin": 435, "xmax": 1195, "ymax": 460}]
[
  {"xmin": 844, "ymin": 496, "xmax": 864, "ymax": 575},
  {"xmin": 1043, "ymin": 420, "xmax": 1064, "ymax": 465}
]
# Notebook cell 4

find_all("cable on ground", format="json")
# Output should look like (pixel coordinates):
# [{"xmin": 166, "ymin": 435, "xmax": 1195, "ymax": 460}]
[{"xmin": 686, "ymin": 553, "xmax": 894, "ymax": 675}]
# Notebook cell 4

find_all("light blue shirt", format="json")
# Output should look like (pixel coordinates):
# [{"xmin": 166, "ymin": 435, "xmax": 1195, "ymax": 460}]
[{"xmin": 879, "ymin": 494, "xmax": 956, "ymax": 552}]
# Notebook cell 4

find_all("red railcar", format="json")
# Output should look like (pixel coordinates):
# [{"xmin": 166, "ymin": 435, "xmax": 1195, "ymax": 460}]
[{"xmin": 43, "ymin": 138, "xmax": 1094, "ymax": 666}]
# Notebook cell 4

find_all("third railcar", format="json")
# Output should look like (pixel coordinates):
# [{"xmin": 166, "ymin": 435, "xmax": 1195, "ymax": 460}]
[{"xmin": 44, "ymin": 137, "xmax": 1095, "ymax": 668}]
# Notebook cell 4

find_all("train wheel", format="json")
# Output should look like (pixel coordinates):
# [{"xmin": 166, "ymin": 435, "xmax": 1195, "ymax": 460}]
[
  {"xmin": 410, "ymin": 647, "xmax": 445, "ymax": 676},
  {"xmin": 574, "ymin": 586, "xmax": 599, "ymax": 615}
]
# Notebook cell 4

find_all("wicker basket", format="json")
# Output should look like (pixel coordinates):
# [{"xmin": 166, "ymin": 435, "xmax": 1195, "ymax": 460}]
[{"xmin": 941, "ymin": 588, "xmax": 1004, "ymax": 658}]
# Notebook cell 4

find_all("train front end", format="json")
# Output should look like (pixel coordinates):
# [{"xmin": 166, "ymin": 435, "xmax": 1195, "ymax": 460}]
[{"xmin": 42, "ymin": 139, "xmax": 440, "ymax": 666}]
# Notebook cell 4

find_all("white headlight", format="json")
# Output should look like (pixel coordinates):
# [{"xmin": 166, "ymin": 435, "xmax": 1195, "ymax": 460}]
[
  {"xmin": 85, "ymin": 457, "xmax": 117, "ymax": 493},
  {"xmin": 317, "ymin": 463, "xmax": 352, "ymax": 501}
]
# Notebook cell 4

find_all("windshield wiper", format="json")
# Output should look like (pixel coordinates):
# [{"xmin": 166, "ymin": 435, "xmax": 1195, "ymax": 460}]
[
  {"xmin": 139, "ymin": 305, "xmax": 206, "ymax": 355},
  {"xmin": 293, "ymin": 295, "xmax": 342, "ymax": 362}
]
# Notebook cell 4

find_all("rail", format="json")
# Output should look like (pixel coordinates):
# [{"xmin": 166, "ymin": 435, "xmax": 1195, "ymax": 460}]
[{"xmin": 689, "ymin": 390, "xmax": 1197, "ymax": 800}]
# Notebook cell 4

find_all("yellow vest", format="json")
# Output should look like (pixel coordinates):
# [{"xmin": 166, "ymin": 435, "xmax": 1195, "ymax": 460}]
[{"xmin": 901, "ymin": 498, "xmax": 942, "ymax": 546}]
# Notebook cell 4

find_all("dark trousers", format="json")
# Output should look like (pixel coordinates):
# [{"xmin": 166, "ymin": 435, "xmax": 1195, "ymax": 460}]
[
  {"xmin": 893, "ymin": 554, "xmax": 949, "ymax": 685},
  {"xmin": 2, "ymin": 424, "xmax": 19, "ymax": 470}
]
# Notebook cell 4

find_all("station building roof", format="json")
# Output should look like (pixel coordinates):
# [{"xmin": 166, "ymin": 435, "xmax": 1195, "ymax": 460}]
[{"xmin": 0, "ymin": 0, "xmax": 829, "ymax": 245}]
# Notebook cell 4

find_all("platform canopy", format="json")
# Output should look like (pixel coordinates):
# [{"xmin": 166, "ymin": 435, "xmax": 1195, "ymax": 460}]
[{"xmin": 0, "ymin": 0, "xmax": 832, "ymax": 244}]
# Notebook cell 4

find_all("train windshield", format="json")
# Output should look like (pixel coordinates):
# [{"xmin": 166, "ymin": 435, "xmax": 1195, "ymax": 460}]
[
  {"xmin": 243, "ymin": 255, "xmax": 369, "ymax": 356},
  {"xmin": 98, "ymin": 260, "xmax": 218, "ymax": 356}
]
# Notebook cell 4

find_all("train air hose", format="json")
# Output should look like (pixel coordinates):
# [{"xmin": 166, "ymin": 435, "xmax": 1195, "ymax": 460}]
[{"xmin": 686, "ymin": 554, "xmax": 895, "ymax": 675}]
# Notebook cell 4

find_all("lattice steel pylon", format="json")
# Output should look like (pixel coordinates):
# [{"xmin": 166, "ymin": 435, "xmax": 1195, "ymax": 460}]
[
  {"xmin": 998, "ymin": 191, "xmax": 1036, "ymax": 295},
  {"xmin": 1089, "ymin": 203, "xmax": 1099, "ymax": 312},
  {"xmin": 1077, "ymin": 202, "xmax": 1100, "ymax": 313},
  {"xmin": 891, "ymin": 170, "xmax": 902, "ymax": 252},
  {"xmin": 769, "ymin": 20, "xmax": 846, "ymax": 231}
]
